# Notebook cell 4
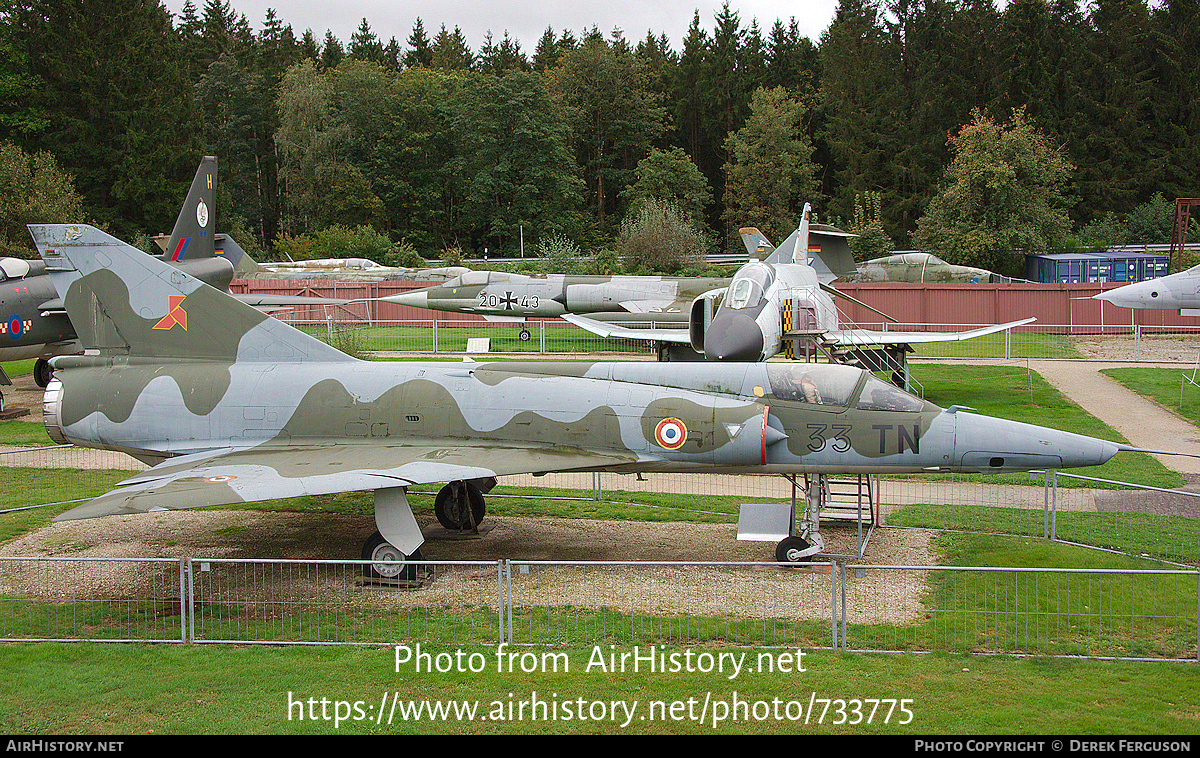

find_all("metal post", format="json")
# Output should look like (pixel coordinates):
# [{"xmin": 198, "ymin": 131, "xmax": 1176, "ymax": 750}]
[
  {"xmin": 186, "ymin": 557, "xmax": 195, "ymax": 644},
  {"xmin": 1043, "ymin": 471, "xmax": 1050, "ymax": 540},
  {"xmin": 431, "ymin": 320, "xmax": 438, "ymax": 354},
  {"xmin": 835, "ymin": 562, "xmax": 844, "ymax": 650},
  {"xmin": 498, "ymin": 560, "xmax": 509, "ymax": 645},
  {"xmin": 506, "ymin": 560, "xmax": 513, "ymax": 645},
  {"xmin": 179, "ymin": 557, "xmax": 188, "ymax": 643},
  {"xmin": 539, "ymin": 321, "xmax": 546, "ymax": 354},
  {"xmin": 1050, "ymin": 471, "xmax": 1059, "ymax": 541}
]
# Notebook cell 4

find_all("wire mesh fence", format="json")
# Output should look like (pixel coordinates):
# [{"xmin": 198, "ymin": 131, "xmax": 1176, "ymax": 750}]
[
  {"xmin": 187, "ymin": 559, "xmax": 504, "ymax": 646},
  {"xmin": 2, "ymin": 555, "xmax": 1196, "ymax": 660},
  {"xmin": 0, "ymin": 557, "xmax": 185, "ymax": 642},
  {"xmin": 842, "ymin": 565, "xmax": 1200, "ymax": 661}
]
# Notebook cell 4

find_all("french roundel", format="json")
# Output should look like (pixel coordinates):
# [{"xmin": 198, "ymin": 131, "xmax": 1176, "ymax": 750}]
[{"xmin": 654, "ymin": 417, "xmax": 688, "ymax": 450}]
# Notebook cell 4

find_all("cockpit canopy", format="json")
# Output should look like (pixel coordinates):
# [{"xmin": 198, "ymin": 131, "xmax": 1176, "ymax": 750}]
[
  {"xmin": 0, "ymin": 258, "xmax": 31, "ymax": 281},
  {"xmin": 766, "ymin": 363, "xmax": 860, "ymax": 406},
  {"xmin": 766, "ymin": 363, "xmax": 928, "ymax": 412},
  {"xmin": 726, "ymin": 262, "xmax": 774, "ymax": 310}
]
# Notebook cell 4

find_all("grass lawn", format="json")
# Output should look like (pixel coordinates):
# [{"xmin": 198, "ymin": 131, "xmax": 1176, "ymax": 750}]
[
  {"xmin": 0, "ymin": 643, "xmax": 1196, "ymax": 734},
  {"xmin": 1102, "ymin": 366, "xmax": 1200, "ymax": 427}
]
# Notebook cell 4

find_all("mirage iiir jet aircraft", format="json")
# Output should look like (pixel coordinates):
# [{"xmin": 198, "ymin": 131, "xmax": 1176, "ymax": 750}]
[{"xmin": 32, "ymin": 222, "xmax": 1155, "ymax": 567}]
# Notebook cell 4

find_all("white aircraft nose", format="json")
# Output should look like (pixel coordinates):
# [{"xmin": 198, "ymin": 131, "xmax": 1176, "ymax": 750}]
[
  {"xmin": 1093, "ymin": 280, "xmax": 1166, "ymax": 309},
  {"xmin": 384, "ymin": 289, "xmax": 430, "ymax": 308}
]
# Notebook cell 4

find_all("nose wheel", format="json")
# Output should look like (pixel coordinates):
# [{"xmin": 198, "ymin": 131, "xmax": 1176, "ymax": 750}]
[{"xmin": 775, "ymin": 473, "xmax": 826, "ymax": 563}]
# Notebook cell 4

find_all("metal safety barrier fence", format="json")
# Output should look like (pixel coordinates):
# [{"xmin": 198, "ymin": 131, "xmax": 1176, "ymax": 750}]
[{"xmin": 1, "ymin": 556, "xmax": 1196, "ymax": 661}]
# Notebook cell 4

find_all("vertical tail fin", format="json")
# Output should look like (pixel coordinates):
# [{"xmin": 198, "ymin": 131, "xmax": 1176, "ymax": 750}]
[
  {"xmin": 161, "ymin": 156, "xmax": 216, "ymax": 262},
  {"xmin": 29, "ymin": 224, "xmax": 354, "ymax": 363}
]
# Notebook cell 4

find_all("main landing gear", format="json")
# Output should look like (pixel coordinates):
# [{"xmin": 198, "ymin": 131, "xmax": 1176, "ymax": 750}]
[
  {"xmin": 34, "ymin": 358, "xmax": 52, "ymax": 388},
  {"xmin": 362, "ymin": 531, "xmax": 423, "ymax": 580},
  {"xmin": 360, "ymin": 478, "xmax": 496, "ymax": 579}
]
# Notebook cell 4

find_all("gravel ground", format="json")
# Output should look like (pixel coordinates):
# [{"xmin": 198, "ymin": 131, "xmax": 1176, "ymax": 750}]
[{"xmin": 0, "ymin": 510, "xmax": 936, "ymax": 623}]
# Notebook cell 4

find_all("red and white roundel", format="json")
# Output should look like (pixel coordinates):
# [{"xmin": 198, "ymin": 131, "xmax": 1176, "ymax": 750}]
[
  {"xmin": 654, "ymin": 417, "xmax": 688, "ymax": 450},
  {"xmin": 204, "ymin": 475, "xmax": 236, "ymax": 483}
]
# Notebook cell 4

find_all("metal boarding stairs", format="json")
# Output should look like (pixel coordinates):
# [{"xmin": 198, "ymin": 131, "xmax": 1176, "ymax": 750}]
[
  {"xmin": 813, "ymin": 473, "xmax": 877, "ymax": 527},
  {"xmin": 780, "ymin": 296, "xmax": 922, "ymax": 395}
]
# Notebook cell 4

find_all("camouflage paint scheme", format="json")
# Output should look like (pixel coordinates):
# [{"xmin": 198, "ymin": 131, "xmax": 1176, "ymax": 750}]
[
  {"xmin": 850, "ymin": 252, "xmax": 997, "ymax": 284},
  {"xmin": 0, "ymin": 157, "xmax": 229, "ymax": 386},
  {"xmin": 0, "ymin": 156, "xmax": 330, "ymax": 389},
  {"xmin": 33, "ymin": 223, "xmax": 1135, "ymax": 560}
]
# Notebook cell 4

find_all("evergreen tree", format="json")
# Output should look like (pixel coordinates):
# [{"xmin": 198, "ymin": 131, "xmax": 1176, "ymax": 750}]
[
  {"xmin": 1151, "ymin": 0, "xmax": 1200, "ymax": 202},
  {"xmin": 1074, "ymin": 0, "xmax": 1162, "ymax": 222},
  {"xmin": 349, "ymin": 18, "xmax": 383, "ymax": 63},
  {"xmin": 451, "ymin": 71, "xmax": 584, "ymax": 254},
  {"xmin": 765, "ymin": 19, "xmax": 819, "ymax": 97},
  {"xmin": 818, "ymin": 0, "xmax": 902, "ymax": 233},
  {"xmin": 17, "ymin": 0, "xmax": 199, "ymax": 236},
  {"xmin": 195, "ymin": 52, "xmax": 274, "ymax": 244},
  {"xmin": 319, "ymin": 30, "xmax": 343, "ymax": 70},
  {"xmin": 548, "ymin": 32, "xmax": 666, "ymax": 227},
  {"xmin": 431, "ymin": 24, "xmax": 473, "ymax": 70},
  {"xmin": 668, "ymin": 12, "xmax": 707, "ymax": 168},
  {"xmin": 532, "ymin": 28, "xmax": 560, "ymax": 72},
  {"xmin": 299, "ymin": 29, "xmax": 320, "ymax": 63},
  {"xmin": 0, "ymin": 1, "xmax": 48, "ymax": 140},
  {"xmin": 722, "ymin": 86, "xmax": 816, "ymax": 243},
  {"xmin": 477, "ymin": 31, "xmax": 527, "ymax": 74},
  {"xmin": 404, "ymin": 18, "xmax": 433, "ymax": 68}
]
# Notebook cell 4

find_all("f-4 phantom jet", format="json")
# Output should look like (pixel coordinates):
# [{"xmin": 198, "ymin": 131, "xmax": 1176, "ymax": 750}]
[
  {"xmin": 565, "ymin": 205, "xmax": 1034, "ymax": 379},
  {"xmin": 33, "ymin": 222, "xmax": 1158, "ymax": 566}
]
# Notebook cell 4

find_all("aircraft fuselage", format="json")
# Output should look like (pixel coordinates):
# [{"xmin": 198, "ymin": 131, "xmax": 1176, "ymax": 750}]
[{"xmin": 45, "ymin": 358, "xmax": 1120, "ymax": 477}]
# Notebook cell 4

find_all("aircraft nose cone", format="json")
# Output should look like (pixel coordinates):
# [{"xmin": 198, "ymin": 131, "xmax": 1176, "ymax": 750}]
[
  {"xmin": 384, "ymin": 289, "xmax": 429, "ymax": 308},
  {"xmin": 1093, "ymin": 281, "xmax": 1162, "ymax": 309},
  {"xmin": 704, "ymin": 312, "xmax": 764, "ymax": 361}
]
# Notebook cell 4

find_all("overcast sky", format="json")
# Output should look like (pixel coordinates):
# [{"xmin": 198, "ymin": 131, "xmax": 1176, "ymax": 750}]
[{"xmin": 161, "ymin": 0, "xmax": 841, "ymax": 54}]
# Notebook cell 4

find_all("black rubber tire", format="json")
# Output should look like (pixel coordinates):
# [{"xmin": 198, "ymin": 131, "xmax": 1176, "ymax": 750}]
[
  {"xmin": 775, "ymin": 536, "xmax": 812, "ymax": 564},
  {"xmin": 361, "ymin": 530, "xmax": 423, "ymax": 580},
  {"xmin": 435, "ymin": 481, "xmax": 486, "ymax": 530}
]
